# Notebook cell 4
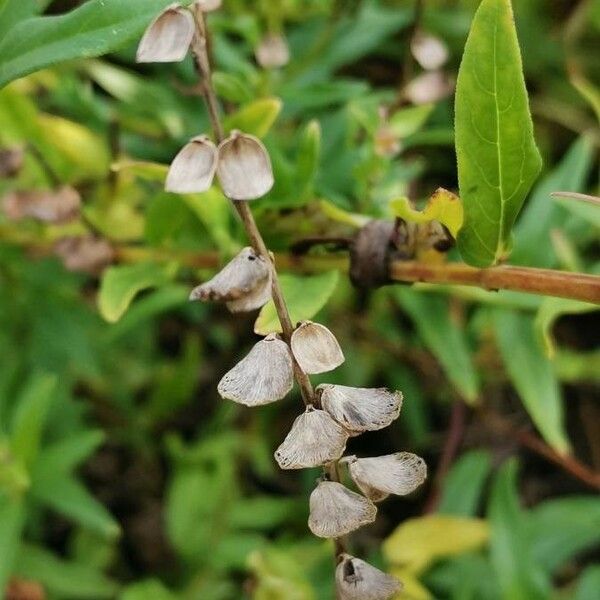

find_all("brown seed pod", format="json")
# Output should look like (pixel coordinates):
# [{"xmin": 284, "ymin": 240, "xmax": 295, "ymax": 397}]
[
  {"xmin": 255, "ymin": 33, "xmax": 290, "ymax": 69},
  {"xmin": 0, "ymin": 147, "xmax": 24, "ymax": 178},
  {"xmin": 217, "ymin": 333, "xmax": 293, "ymax": 406},
  {"xmin": 189, "ymin": 247, "xmax": 272, "ymax": 312},
  {"xmin": 335, "ymin": 554, "xmax": 402, "ymax": 600},
  {"xmin": 2, "ymin": 186, "xmax": 80, "ymax": 224},
  {"xmin": 318, "ymin": 384, "xmax": 402, "ymax": 434},
  {"xmin": 290, "ymin": 321, "xmax": 345, "ymax": 374},
  {"xmin": 405, "ymin": 71, "xmax": 454, "ymax": 105},
  {"xmin": 54, "ymin": 236, "xmax": 115, "ymax": 275},
  {"xmin": 274, "ymin": 406, "xmax": 348, "ymax": 470},
  {"xmin": 308, "ymin": 480, "xmax": 376, "ymax": 539},
  {"xmin": 216, "ymin": 131, "xmax": 274, "ymax": 200},
  {"xmin": 166, "ymin": 135, "xmax": 218, "ymax": 193},
  {"xmin": 341, "ymin": 453, "xmax": 427, "ymax": 502},
  {"xmin": 136, "ymin": 4, "xmax": 195, "ymax": 63},
  {"xmin": 410, "ymin": 31, "xmax": 449, "ymax": 71}
]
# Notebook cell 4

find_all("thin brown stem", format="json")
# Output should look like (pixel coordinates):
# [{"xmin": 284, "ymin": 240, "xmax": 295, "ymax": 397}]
[{"xmin": 389, "ymin": 261, "xmax": 600, "ymax": 304}]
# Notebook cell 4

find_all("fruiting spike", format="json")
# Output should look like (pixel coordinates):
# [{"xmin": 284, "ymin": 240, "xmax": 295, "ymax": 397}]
[
  {"xmin": 217, "ymin": 334, "xmax": 293, "ymax": 406},
  {"xmin": 166, "ymin": 135, "xmax": 218, "ymax": 193},
  {"xmin": 216, "ymin": 131, "xmax": 274, "ymax": 200},
  {"xmin": 308, "ymin": 480, "xmax": 376, "ymax": 538},
  {"xmin": 318, "ymin": 384, "xmax": 402, "ymax": 434},
  {"xmin": 290, "ymin": 321, "xmax": 345, "ymax": 374},
  {"xmin": 189, "ymin": 246, "xmax": 271, "ymax": 313},
  {"xmin": 335, "ymin": 554, "xmax": 402, "ymax": 600},
  {"xmin": 274, "ymin": 406, "xmax": 348, "ymax": 469},
  {"xmin": 136, "ymin": 4, "xmax": 195, "ymax": 63},
  {"xmin": 342, "ymin": 453, "xmax": 427, "ymax": 502}
]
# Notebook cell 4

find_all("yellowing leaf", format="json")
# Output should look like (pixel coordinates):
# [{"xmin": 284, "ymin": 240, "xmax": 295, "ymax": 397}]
[
  {"xmin": 223, "ymin": 97, "xmax": 282, "ymax": 138},
  {"xmin": 391, "ymin": 188, "xmax": 463, "ymax": 238},
  {"xmin": 383, "ymin": 515, "xmax": 489, "ymax": 574},
  {"xmin": 390, "ymin": 567, "xmax": 432, "ymax": 600},
  {"xmin": 111, "ymin": 160, "xmax": 168, "ymax": 183},
  {"xmin": 254, "ymin": 271, "xmax": 339, "ymax": 335}
]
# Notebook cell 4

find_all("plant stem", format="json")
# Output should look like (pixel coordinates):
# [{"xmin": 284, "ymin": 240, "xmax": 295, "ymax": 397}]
[{"xmin": 389, "ymin": 261, "xmax": 600, "ymax": 304}]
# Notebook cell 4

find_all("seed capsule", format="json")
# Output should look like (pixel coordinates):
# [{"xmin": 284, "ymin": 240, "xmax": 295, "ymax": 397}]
[
  {"xmin": 216, "ymin": 131, "xmax": 274, "ymax": 200},
  {"xmin": 290, "ymin": 321, "xmax": 345, "ymax": 374},
  {"xmin": 2, "ymin": 186, "xmax": 80, "ymax": 224},
  {"xmin": 189, "ymin": 247, "xmax": 272, "ymax": 312},
  {"xmin": 336, "ymin": 554, "xmax": 402, "ymax": 600},
  {"xmin": 274, "ymin": 406, "xmax": 348, "ymax": 470},
  {"xmin": 166, "ymin": 135, "xmax": 218, "ymax": 193},
  {"xmin": 194, "ymin": 0, "xmax": 222, "ymax": 12},
  {"xmin": 136, "ymin": 4, "xmax": 195, "ymax": 63},
  {"xmin": 217, "ymin": 334, "xmax": 293, "ymax": 406},
  {"xmin": 318, "ymin": 384, "xmax": 402, "ymax": 434},
  {"xmin": 255, "ymin": 33, "xmax": 290, "ymax": 69},
  {"xmin": 308, "ymin": 481, "xmax": 376, "ymax": 539},
  {"xmin": 342, "ymin": 453, "xmax": 427, "ymax": 502},
  {"xmin": 410, "ymin": 31, "xmax": 449, "ymax": 71}
]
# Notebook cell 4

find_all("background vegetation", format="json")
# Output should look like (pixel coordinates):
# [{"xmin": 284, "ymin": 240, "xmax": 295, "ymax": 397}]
[{"xmin": 0, "ymin": 1, "xmax": 598, "ymax": 599}]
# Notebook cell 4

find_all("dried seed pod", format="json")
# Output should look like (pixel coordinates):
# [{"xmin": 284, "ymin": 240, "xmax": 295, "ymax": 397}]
[
  {"xmin": 136, "ymin": 4, "xmax": 195, "ymax": 63},
  {"xmin": 405, "ymin": 71, "xmax": 454, "ymax": 105},
  {"xmin": 318, "ymin": 384, "xmax": 402, "ymax": 434},
  {"xmin": 274, "ymin": 406, "xmax": 348, "ymax": 469},
  {"xmin": 2, "ymin": 186, "xmax": 80, "ymax": 224},
  {"xmin": 54, "ymin": 236, "xmax": 115, "ymax": 275},
  {"xmin": 308, "ymin": 481, "xmax": 376, "ymax": 538},
  {"xmin": 342, "ymin": 453, "xmax": 427, "ymax": 502},
  {"xmin": 290, "ymin": 321, "xmax": 345, "ymax": 374},
  {"xmin": 216, "ymin": 131, "xmax": 274, "ymax": 200},
  {"xmin": 217, "ymin": 333, "xmax": 293, "ymax": 406},
  {"xmin": 336, "ymin": 554, "xmax": 402, "ymax": 600},
  {"xmin": 255, "ymin": 33, "xmax": 290, "ymax": 69},
  {"xmin": 0, "ymin": 147, "xmax": 24, "ymax": 178},
  {"xmin": 166, "ymin": 135, "xmax": 218, "ymax": 193},
  {"xmin": 194, "ymin": 0, "xmax": 222, "ymax": 12},
  {"xmin": 189, "ymin": 246, "xmax": 272, "ymax": 312},
  {"xmin": 410, "ymin": 31, "xmax": 449, "ymax": 71}
]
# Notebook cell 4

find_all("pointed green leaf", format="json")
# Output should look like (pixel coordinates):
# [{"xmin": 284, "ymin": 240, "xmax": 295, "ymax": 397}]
[
  {"xmin": 98, "ymin": 262, "xmax": 177, "ymax": 323},
  {"xmin": 0, "ymin": 0, "xmax": 180, "ymax": 89},
  {"xmin": 455, "ymin": 0, "xmax": 542, "ymax": 267},
  {"xmin": 0, "ymin": 497, "xmax": 25, "ymax": 593},
  {"xmin": 575, "ymin": 566, "xmax": 600, "ymax": 600},
  {"xmin": 494, "ymin": 310, "xmax": 569, "ymax": 454},
  {"xmin": 254, "ymin": 271, "xmax": 339, "ymax": 335},
  {"xmin": 223, "ymin": 97, "xmax": 282, "ymax": 138},
  {"xmin": 32, "ymin": 430, "xmax": 105, "ymax": 475}
]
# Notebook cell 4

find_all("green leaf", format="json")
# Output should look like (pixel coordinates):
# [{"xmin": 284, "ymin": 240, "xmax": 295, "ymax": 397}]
[
  {"xmin": 575, "ymin": 566, "xmax": 600, "ymax": 600},
  {"xmin": 98, "ymin": 262, "xmax": 178, "ymax": 323},
  {"xmin": 455, "ymin": 0, "xmax": 542, "ymax": 267},
  {"xmin": 0, "ymin": 0, "xmax": 178, "ymax": 89},
  {"xmin": 0, "ymin": 497, "xmax": 25, "ymax": 594},
  {"xmin": 223, "ymin": 97, "xmax": 282, "ymax": 138},
  {"xmin": 121, "ymin": 580, "xmax": 177, "ymax": 600},
  {"xmin": 488, "ymin": 460, "xmax": 551, "ymax": 600},
  {"xmin": 254, "ymin": 271, "xmax": 339, "ymax": 335},
  {"xmin": 388, "ymin": 103, "xmax": 434, "ymax": 139},
  {"xmin": 437, "ymin": 450, "xmax": 493, "ymax": 517},
  {"xmin": 0, "ymin": 0, "xmax": 38, "ymax": 41},
  {"xmin": 512, "ymin": 136, "xmax": 595, "ymax": 267},
  {"xmin": 10, "ymin": 373, "xmax": 57, "ymax": 468},
  {"xmin": 295, "ymin": 120, "xmax": 321, "ymax": 198},
  {"xmin": 32, "ymin": 430, "xmax": 104, "ymax": 475},
  {"xmin": 394, "ymin": 290, "xmax": 479, "ymax": 403},
  {"xmin": 494, "ymin": 310, "xmax": 570, "ymax": 453},
  {"xmin": 15, "ymin": 543, "xmax": 119, "ymax": 599},
  {"xmin": 528, "ymin": 496, "xmax": 600, "ymax": 574},
  {"xmin": 212, "ymin": 71, "xmax": 253, "ymax": 104},
  {"xmin": 535, "ymin": 298, "xmax": 599, "ymax": 358}
]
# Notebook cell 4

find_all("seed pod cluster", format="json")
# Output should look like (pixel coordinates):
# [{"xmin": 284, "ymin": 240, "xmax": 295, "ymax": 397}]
[{"xmin": 137, "ymin": 6, "xmax": 424, "ymax": 597}]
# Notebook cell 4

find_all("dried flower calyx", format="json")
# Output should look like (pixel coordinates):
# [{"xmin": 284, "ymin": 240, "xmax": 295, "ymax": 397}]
[
  {"xmin": 217, "ymin": 333, "xmax": 293, "ymax": 406},
  {"xmin": 255, "ymin": 33, "xmax": 290, "ymax": 69},
  {"xmin": 318, "ymin": 384, "xmax": 402, "ymax": 434},
  {"xmin": 308, "ymin": 480, "xmax": 376, "ymax": 539},
  {"xmin": 336, "ymin": 554, "xmax": 402, "ymax": 600},
  {"xmin": 341, "ymin": 453, "xmax": 427, "ymax": 502},
  {"xmin": 166, "ymin": 135, "xmax": 218, "ymax": 194},
  {"xmin": 190, "ymin": 246, "xmax": 272, "ymax": 313},
  {"xmin": 275, "ymin": 405, "xmax": 347, "ymax": 470},
  {"xmin": 290, "ymin": 321, "xmax": 344, "ymax": 374},
  {"xmin": 136, "ymin": 4, "xmax": 195, "ymax": 63}
]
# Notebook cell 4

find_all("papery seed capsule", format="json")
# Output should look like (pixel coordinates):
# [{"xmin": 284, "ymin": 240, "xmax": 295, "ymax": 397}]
[
  {"xmin": 405, "ymin": 71, "xmax": 454, "ymax": 105},
  {"xmin": 410, "ymin": 31, "xmax": 449, "ymax": 71},
  {"xmin": 166, "ymin": 135, "xmax": 218, "ymax": 193},
  {"xmin": 216, "ymin": 131, "xmax": 274, "ymax": 200},
  {"xmin": 54, "ymin": 236, "xmax": 115, "ymax": 275},
  {"xmin": 335, "ymin": 554, "xmax": 402, "ymax": 600},
  {"xmin": 217, "ymin": 333, "xmax": 293, "ymax": 406},
  {"xmin": 290, "ymin": 321, "xmax": 345, "ymax": 374},
  {"xmin": 318, "ymin": 384, "xmax": 402, "ymax": 434},
  {"xmin": 308, "ymin": 480, "xmax": 376, "ymax": 538},
  {"xmin": 342, "ymin": 453, "xmax": 427, "ymax": 502},
  {"xmin": 136, "ymin": 4, "xmax": 195, "ymax": 63},
  {"xmin": 255, "ymin": 33, "xmax": 290, "ymax": 69},
  {"xmin": 194, "ymin": 0, "xmax": 222, "ymax": 12},
  {"xmin": 189, "ymin": 246, "xmax": 271, "ymax": 312},
  {"xmin": 2, "ymin": 186, "xmax": 80, "ymax": 224},
  {"xmin": 274, "ymin": 406, "xmax": 347, "ymax": 469}
]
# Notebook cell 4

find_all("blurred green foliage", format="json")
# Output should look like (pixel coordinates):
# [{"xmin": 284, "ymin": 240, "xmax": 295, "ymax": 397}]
[{"xmin": 0, "ymin": 0, "xmax": 599, "ymax": 599}]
